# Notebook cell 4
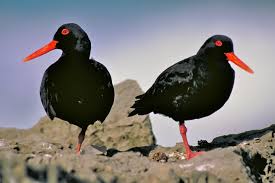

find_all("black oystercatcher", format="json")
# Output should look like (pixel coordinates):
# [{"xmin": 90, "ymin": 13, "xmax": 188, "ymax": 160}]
[
  {"xmin": 129, "ymin": 35, "xmax": 253, "ymax": 160},
  {"xmin": 23, "ymin": 23, "xmax": 114, "ymax": 154}
]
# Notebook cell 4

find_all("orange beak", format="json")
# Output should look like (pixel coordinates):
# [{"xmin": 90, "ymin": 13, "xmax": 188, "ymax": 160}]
[
  {"xmin": 225, "ymin": 52, "xmax": 254, "ymax": 74},
  {"xmin": 23, "ymin": 40, "xmax": 58, "ymax": 62}
]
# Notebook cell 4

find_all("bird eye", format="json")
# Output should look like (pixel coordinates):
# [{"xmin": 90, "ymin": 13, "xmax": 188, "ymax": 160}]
[
  {"xmin": 61, "ymin": 28, "xmax": 70, "ymax": 35},
  {"xmin": 215, "ymin": 40, "xmax": 223, "ymax": 47}
]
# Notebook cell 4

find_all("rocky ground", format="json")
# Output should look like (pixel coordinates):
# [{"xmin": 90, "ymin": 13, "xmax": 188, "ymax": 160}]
[{"xmin": 0, "ymin": 80, "xmax": 274, "ymax": 183}]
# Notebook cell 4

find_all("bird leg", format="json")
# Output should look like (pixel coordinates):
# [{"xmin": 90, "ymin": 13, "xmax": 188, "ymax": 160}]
[
  {"xmin": 76, "ymin": 126, "xmax": 87, "ymax": 155},
  {"xmin": 179, "ymin": 122, "xmax": 203, "ymax": 160}
]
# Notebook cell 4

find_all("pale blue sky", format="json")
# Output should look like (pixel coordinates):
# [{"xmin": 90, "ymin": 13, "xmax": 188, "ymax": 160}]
[{"xmin": 0, "ymin": 0, "xmax": 275, "ymax": 145}]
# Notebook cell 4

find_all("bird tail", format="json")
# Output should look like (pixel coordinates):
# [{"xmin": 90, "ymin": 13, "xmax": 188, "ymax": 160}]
[{"xmin": 128, "ymin": 94, "xmax": 150, "ymax": 117}]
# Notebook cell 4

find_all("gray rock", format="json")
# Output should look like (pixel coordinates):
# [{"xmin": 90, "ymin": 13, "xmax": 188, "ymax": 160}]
[
  {"xmin": 0, "ymin": 157, "xmax": 91, "ymax": 183},
  {"xmin": 85, "ymin": 79, "xmax": 156, "ymax": 151},
  {"xmin": 1, "ymin": 125, "xmax": 274, "ymax": 182}
]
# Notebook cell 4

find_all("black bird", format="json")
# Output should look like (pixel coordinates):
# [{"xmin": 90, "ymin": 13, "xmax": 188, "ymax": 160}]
[
  {"xmin": 24, "ymin": 23, "xmax": 114, "ymax": 154},
  {"xmin": 129, "ymin": 35, "xmax": 253, "ymax": 160}
]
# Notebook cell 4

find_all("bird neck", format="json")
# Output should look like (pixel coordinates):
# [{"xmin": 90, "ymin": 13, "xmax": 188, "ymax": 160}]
[
  {"xmin": 195, "ymin": 52, "xmax": 233, "ymax": 74},
  {"xmin": 207, "ymin": 57, "xmax": 234, "ymax": 76},
  {"xmin": 61, "ymin": 50, "xmax": 90, "ymax": 61}
]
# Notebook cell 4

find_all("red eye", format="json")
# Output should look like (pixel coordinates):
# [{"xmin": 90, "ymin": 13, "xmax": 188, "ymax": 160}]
[
  {"xmin": 61, "ymin": 28, "xmax": 70, "ymax": 35},
  {"xmin": 215, "ymin": 40, "xmax": 223, "ymax": 47}
]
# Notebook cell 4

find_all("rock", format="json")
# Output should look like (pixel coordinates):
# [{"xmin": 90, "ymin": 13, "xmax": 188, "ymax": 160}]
[
  {"xmin": 2, "ymin": 124, "xmax": 274, "ymax": 182},
  {"xmin": 84, "ymin": 79, "xmax": 156, "ymax": 151},
  {"xmin": 0, "ymin": 157, "xmax": 91, "ymax": 183},
  {"xmin": 197, "ymin": 124, "xmax": 275, "ymax": 150},
  {"xmin": 0, "ymin": 124, "xmax": 274, "ymax": 182}
]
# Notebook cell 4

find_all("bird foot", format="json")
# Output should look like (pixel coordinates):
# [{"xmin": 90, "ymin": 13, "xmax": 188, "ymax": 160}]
[{"xmin": 185, "ymin": 151, "xmax": 204, "ymax": 160}]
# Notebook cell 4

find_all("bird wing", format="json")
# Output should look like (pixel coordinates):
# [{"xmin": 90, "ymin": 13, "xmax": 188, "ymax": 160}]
[
  {"xmin": 40, "ymin": 71, "xmax": 58, "ymax": 120},
  {"xmin": 148, "ymin": 58, "xmax": 195, "ymax": 97},
  {"xmin": 90, "ymin": 59, "xmax": 113, "ymax": 90},
  {"xmin": 129, "ymin": 57, "xmax": 198, "ymax": 116},
  {"xmin": 143, "ymin": 56, "xmax": 207, "ymax": 106}
]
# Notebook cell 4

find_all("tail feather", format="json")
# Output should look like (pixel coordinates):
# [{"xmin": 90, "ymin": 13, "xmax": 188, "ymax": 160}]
[
  {"xmin": 128, "ymin": 109, "xmax": 139, "ymax": 117},
  {"xmin": 135, "ymin": 94, "xmax": 144, "ymax": 99},
  {"xmin": 128, "ymin": 95, "xmax": 151, "ymax": 117},
  {"xmin": 128, "ymin": 107, "xmax": 149, "ymax": 116}
]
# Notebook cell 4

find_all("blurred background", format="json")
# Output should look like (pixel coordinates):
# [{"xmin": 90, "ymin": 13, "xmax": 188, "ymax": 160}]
[{"xmin": 0, "ymin": 0, "xmax": 274, "ymax": 146}]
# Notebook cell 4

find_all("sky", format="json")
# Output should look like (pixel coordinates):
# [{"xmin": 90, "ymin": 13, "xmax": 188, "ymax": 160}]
[{"xmin": 0, "ymin": 0, "xmax": 275, "ymax": 146}]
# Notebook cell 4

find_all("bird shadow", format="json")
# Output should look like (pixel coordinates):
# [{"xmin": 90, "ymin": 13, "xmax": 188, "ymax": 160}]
[{"xmin": 106, "ymin": 145, "xmax": 157, "ymax": 157}]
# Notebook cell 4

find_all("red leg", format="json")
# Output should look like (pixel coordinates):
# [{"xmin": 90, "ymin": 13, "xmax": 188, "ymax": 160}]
[
  {"xmin": 76, "ymin": 127, "xmax": 87, "ymax": 155},
  {"xmin": 76, "ymin": 143, "xmax": 81, "ymax": 155},
  {"xmin": 179, "ymin": 122, "xmax": 203, "ymax": 160}
]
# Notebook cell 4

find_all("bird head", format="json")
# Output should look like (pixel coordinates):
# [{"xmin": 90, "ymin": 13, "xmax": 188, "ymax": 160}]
[
  {"xmin": 23, "ymin": 23, "xmax": 91, "ymax": 62},
  {"xmin": 197, "ymin": 35, "xmax": 254, "ymax": 74}
]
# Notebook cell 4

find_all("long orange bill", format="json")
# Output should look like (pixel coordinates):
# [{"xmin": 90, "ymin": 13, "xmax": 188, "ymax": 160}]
[
  {"xmin": 23, "ymin": 40, "xmax": 58, "ymax": 62},
  {"xmin": 225, "ymin": 52, "xmax": 254, "ymax": 74}
]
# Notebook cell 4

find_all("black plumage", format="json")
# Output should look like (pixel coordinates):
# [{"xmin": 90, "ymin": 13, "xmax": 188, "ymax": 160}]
[
  {"xmin": 24, "ymin": 23, "xmax": 114, "ymax": 153},
  {"xmin": 129, "ymin": 35, "xmax": 253, "ymax": 159},
  {"xmin": 40, "ymin": 55, "xmax": 114, "ymax": 128},
  {"xmin": 129, "ymin": 35, "xmax": 234, "ymax": 120}
]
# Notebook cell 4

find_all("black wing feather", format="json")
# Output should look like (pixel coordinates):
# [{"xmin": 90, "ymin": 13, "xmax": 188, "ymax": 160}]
[
  {"xmin": 40, "ymin": 72, "xmax": 57, "ymax": 120},
  {"xmin": 129, "ymin": 56, "xmax": 207, "ymax": 117}
]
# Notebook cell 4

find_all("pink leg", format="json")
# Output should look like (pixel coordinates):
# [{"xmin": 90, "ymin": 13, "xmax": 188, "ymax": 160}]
[{"xmin": 179, "ymin": 122, "xmax": 203, "ymax": 160}]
